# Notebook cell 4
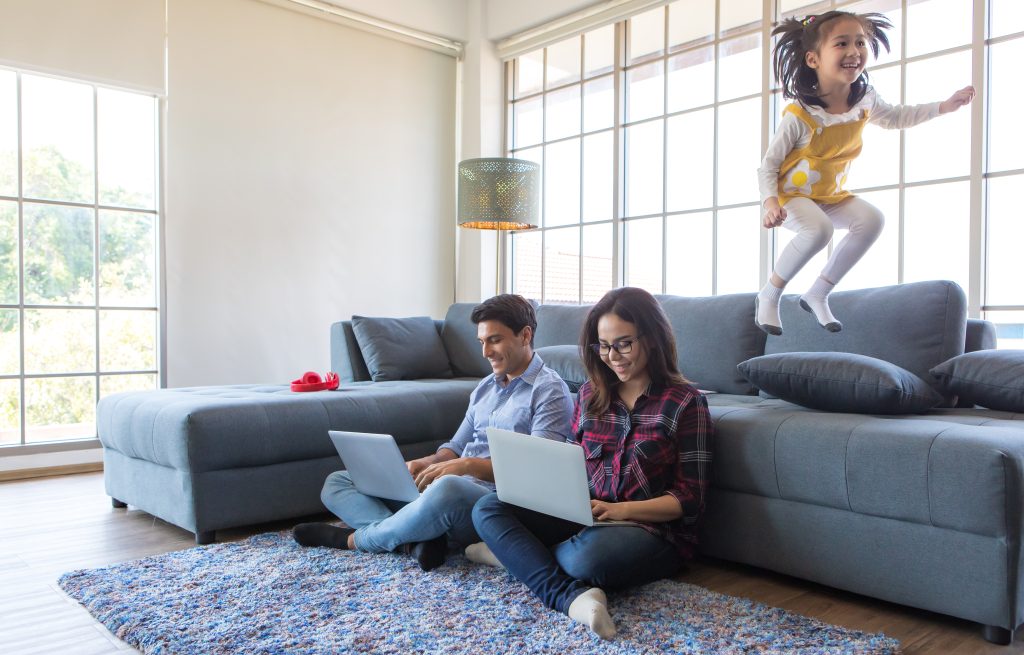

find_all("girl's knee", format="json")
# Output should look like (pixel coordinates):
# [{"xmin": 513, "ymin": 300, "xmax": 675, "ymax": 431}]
[
  {"xmin": 802, "ymin": 219, "xmax": 834, "ymax": 250},
  {"xmin": 856, "ymin": 205, "xmax": 885, "ymax": 236}
]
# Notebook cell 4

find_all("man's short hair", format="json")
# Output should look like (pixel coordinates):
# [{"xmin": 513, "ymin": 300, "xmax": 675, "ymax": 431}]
[{"xmin": 471, "ymin": 294, "xmax": 537, "ymax": 344}]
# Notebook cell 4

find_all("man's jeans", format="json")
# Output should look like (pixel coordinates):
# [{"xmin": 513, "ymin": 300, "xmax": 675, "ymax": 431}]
[
  {"xmin": 472, "ymin": 492, "xmax": 680, "ymax": 614},
  {"xmin": 321, "ymin": 471, "xmax": 490, "ymax": 553}
]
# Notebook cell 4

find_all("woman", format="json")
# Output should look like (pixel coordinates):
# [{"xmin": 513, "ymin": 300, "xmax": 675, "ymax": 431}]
[{"xmin": 469, "ymin": 287, "xmax": 713, "ymax": 639}]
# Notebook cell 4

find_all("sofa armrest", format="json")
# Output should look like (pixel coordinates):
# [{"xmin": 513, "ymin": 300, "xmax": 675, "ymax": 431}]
[
  {"xmin": 965, "ymin": 318, "xmax": 997, "ymax": 353},
  {"xmin": 330, "ymin": 321, "xmax": 371, "ymax": 382}
]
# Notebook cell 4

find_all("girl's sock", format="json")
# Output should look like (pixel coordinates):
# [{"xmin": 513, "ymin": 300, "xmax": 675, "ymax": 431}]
[
  {"xmin": 755, "ymin": 281, "xmax": 786, "ymax": 336},
  {"xmin": 800, "ymin": 277, "xmax": 842, "ymax": 332},
  {"xmin": 567, "ymin": 588, "xmax": 616, "ymax": 640},
  {"xmin": 464, "ymin": 542, "xmax": 504, "ymax": 568}
]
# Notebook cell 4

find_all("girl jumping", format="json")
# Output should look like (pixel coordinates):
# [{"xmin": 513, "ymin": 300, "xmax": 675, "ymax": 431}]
[{"xmin": 755, "ymin": 10, "xmax": 974, "ymax": 335}]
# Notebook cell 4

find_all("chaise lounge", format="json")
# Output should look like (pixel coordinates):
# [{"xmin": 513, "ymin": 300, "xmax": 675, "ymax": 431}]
[{"xmin": 97, "ymin": 279, "xmax": 1024, "ymax": 643}]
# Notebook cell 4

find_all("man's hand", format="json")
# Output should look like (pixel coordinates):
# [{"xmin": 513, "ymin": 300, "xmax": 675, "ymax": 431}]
[
  {"xmin": 939, "ymin": 85, "xmax": 976, "ymax": 114},
  {"xmin": 762, "ymin": 197, "xmax": 787, "ymax": 228},
  {"xmin": 413, "ymin": 458, "xmax": 471, "ymax": 491},
  {"xmin": 406, "ymin": 456, "xmax": 434, "ymax": 478},
  {"xmin": 591, "ymin": 499, "xmax": 632, "ymax": 522}
]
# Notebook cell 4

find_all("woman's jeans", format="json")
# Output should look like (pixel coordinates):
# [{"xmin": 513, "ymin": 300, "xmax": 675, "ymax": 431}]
[{"xmin": 472, "ymin": 492, "xmax": 680, "ymax": 614}]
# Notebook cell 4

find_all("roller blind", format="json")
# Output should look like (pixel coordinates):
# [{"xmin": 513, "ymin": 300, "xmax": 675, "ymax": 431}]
[{"xmin": 0, "ymin": 0, "xmax": 166, "ymax": 94}]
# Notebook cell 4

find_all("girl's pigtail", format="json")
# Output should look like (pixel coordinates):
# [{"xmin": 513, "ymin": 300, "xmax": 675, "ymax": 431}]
[
  {"xmin": 861, "ymin": 12, "xmax": 893, "ymax": 59},
  {"xmin": 772, "ymin": 17, "xmax": 823, "ymax": 107}
]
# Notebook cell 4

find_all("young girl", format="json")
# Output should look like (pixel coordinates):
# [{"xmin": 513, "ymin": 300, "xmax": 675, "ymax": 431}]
[
  {"xmin": 468, "ymin": 287, "xmax": 713, "ymax": 640},
  {"xmin": 755, "ymin": 10, "xmax": 975, "ymax": 335}
]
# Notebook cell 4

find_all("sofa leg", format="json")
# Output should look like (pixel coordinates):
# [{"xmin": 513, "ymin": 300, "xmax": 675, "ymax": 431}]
[
  {"xmin": 983, "ymin": 625, "xmax": 1013, "ymax": 645},
  {"xmin": 111, "ymin": 498, "xmax": 127, "ymax": 509},
  {"xmin": 195, "ymin": 530, "xmax": 216, "ymax": 545}
]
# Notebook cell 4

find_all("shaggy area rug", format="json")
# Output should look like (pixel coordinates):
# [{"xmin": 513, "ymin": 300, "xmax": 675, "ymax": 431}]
[{"xmin": 59, "ymin": 531, "xmax": 900, "ymax": 654}]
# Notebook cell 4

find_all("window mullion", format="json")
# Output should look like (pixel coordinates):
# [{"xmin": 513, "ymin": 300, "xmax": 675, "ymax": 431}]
[{"xmin": 967, "ymin": 0, "xmax": 987, "ymax": 319}]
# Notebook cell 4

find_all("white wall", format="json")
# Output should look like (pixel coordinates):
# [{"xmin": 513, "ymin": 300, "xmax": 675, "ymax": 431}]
[{"xmin": 165, "ymin": 0, "xmax": 457, "ymax": 385}]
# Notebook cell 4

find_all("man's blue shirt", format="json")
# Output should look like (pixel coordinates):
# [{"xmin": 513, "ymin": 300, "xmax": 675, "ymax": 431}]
[{"xmin": 437, "ymin": 352, "xmax": 573, "ymax": 462}]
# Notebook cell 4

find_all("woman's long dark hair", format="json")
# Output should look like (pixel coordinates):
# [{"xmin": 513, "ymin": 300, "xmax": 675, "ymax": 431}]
[
  {"xmin": 773, "ymin": 11, "xmax": 891, "ymax": 109},
  {"xmin": 578, "ymin": 287, "xmax": 688, "ymax": 416}
]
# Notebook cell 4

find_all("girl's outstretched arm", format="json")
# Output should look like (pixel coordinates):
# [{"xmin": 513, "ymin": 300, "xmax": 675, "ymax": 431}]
[{"xmin": 940, "ymin": 85, "xmax": 976, "ymax": 114}]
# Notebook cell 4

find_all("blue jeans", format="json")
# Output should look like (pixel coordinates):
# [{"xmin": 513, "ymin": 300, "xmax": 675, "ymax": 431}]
[
  {"xmin": 321, "ymin": 471, "xmax": 490, "ymax": 553},
  {"xmin": 472, "ymin": 492, "xmax": 681, "ymax": 614}
]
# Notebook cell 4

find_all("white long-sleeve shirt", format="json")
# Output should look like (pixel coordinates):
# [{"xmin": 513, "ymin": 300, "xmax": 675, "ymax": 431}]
[{"xmin": 757, "ymin": 88, "xmax": 941, "ymax": 207}]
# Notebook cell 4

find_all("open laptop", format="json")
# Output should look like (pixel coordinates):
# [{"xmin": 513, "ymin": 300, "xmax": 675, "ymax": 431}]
[
  {"xmin": 328, "ymin": 430, "xmax": 420, "ymax": 503},
  {"xmin": 486, "ymin": 427, "xmax": 637, "ymax": 527}
]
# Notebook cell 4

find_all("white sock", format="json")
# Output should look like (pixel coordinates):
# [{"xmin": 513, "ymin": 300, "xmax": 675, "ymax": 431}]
[
  {"xmin": 567, "ymin": 588, "xmax": 616, "ymax": 640},
  {"xmin": 755, "ymin": 281, "xmax": 785, "ymax": 335},
  {"xmin": 464, "ymin": 542, "xmax": 503, "ymax": 568},
  {"xmin": 800, "ymin": 277, "xmax": 841, "ymax": 331}
]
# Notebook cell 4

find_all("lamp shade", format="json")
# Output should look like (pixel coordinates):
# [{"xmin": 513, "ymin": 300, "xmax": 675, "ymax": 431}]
[{"xmin": 457, "ymin": 158, "xmax": 540, "ymax": 230}]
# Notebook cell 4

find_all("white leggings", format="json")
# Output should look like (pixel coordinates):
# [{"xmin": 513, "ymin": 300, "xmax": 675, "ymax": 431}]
[{"xmin": 774, "ymin": 196, "xmax": 884, "ymax": 285}]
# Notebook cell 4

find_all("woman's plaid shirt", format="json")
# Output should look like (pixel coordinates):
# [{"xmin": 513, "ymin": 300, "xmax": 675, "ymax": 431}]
[{"xmin": 570, "ymin": 380, "xmax": 714, "ymax": 558}]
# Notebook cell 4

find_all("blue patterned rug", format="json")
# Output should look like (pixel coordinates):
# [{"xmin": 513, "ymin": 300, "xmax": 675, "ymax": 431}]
[{"xmin": 58, "ymin": 531, "xmax": 900, "ymax": 654}]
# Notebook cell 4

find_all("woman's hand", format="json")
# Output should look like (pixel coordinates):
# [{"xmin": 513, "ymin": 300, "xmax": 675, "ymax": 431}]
[
  {"xmin": 939, "ymin": 85, "xmax": 976, "ymax": 114},
  {"xmin": 592, "ymin": 495, "xmax": 684, "ymax": 522},
  {"xmin": 591, "ymin": 499, "xmax": 631, "ymax": 522},
  {"xmin": 762, "ymin": 197, "xmax": 787, "ymax": 228}
]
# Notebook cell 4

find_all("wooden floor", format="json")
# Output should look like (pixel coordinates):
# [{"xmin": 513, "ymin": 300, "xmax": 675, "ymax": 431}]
[{"xmin": 0, "ymin": 472, "xmax": 1020, "ymax": 654}]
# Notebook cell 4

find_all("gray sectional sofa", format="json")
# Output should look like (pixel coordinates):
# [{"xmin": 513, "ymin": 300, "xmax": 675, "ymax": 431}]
[{"xmin": 97, "ymin": 280, "xmax": 1024, "ymax": 644}]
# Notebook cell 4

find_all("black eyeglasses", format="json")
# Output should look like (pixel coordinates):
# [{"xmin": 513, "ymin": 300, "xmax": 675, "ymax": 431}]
[{"xmin": 589, "ymin": 336, "xmax": 641, "ymax": 356}]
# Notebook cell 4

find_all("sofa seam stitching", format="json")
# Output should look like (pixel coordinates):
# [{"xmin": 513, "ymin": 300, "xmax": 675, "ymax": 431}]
[
  {"xmin": 773, "ymin": 414, "xmax": 797, "ymax": 499},
  {"xmin": 926, "ymin": 424, "xmax": 957, "ymax": 528}
]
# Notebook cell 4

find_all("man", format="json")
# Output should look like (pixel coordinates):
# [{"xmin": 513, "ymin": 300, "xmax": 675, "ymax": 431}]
[{"xmin": 293, "ymin": 294, "xmax": 574, "ymax": 571}]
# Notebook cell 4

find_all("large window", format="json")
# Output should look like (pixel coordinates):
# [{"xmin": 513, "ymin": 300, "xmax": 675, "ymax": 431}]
[
  {"xmin": 506, "ymin": 0, "xmax": 1024, "ymax": 347},
  {"xmin": 0, "ymin": 69, "xmax": 160, "ymax": 447}
]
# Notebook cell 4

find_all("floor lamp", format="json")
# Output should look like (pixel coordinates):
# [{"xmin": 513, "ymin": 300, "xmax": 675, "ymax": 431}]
[{"xmin": 457, "ymin": 158, "xmax": 540, "ymax": 295}]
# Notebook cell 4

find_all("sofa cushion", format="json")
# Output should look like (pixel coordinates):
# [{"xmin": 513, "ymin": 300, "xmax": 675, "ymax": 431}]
[
  {"xmin": 351, "ymin": 316, "xmax": 453, "ymax": 381},
  {"xmin": 764, "ymin": 280, "xmax": 966, "ymax": 397},
  {"xmin": 534, "ymin": 304, "xmax": 591, "ymax": 348},
  {"xmin": 930, "ymin": 350, "xmax": 1024, "ymax": 412},
  {"xmin": 656, "ymin": 293, "xmax": 767, "ymax": 395},
  {"xmin": 737, "ymin": 352, "xmax": 943, "ymax": 414},
  {"xmin": 535, "ymin": 345, "xmax": 586, "ymax": 392},
  {"xmin": 440, "ymin": 303, "xmax": 492, "ymax": 378}
]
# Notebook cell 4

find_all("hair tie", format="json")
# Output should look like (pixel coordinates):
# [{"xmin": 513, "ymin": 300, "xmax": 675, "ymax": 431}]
[{"xmin": 802, "ymin": 15, "xmax": 816, "ymax": 27}]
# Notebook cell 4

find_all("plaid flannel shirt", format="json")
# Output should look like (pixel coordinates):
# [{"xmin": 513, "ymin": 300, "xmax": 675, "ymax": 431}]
[{"xmin": 571, "ymin": 380, "xmax": 713, "ymax": 558}]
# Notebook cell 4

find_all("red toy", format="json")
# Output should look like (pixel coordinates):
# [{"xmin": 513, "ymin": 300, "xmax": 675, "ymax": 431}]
[{"xmin": 290, "ymin": 371, "xmax": 340, "ymax": 392}]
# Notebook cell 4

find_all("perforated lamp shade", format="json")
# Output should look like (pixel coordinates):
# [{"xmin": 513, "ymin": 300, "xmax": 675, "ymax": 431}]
[{"xmin": 457, "ymin": 158, "xmax": 540, "ymax": 230}]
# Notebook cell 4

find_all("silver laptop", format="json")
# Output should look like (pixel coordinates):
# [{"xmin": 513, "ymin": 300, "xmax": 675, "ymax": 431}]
[
  {"xmin": 328, "ymin": 430, "xmax": 420, "ymax": 503},
  {"xmin": 486, "ymin": 427, "xmax": 637, "ymax": 527}
]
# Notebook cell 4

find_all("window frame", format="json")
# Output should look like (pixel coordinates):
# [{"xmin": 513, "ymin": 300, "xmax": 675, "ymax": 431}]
[
  {"xmin": 0, "ymin": 66, "xmax": 163, "ymax": 451},
  {"xmin": 503, "ymin": 0, "xmax": 1022, "ymax": 347}
]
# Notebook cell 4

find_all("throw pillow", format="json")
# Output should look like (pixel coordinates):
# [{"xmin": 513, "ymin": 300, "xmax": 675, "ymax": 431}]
[
  {"xmin": 535, "ymin": 345, "xmax": 586, "ymax": 393},
  {"xmin": 737, "ymin": 352, "xmax": 943, "ymax": 415},
  {"xmin": 351, "ymin": 316, "xmax": 453, "ymax": 382},
  {"xmin": 930, "ymin": 350, "xmax": 1024, "ymax": 412}
]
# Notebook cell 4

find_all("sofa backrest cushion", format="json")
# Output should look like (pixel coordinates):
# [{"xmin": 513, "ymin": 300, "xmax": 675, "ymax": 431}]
[
  {"xmin": 331, "ymin": 321, "xmax": 372, "ymax": 382},
  {"xmin": 965, "ymin": 318, "xmax": 997, "ymax": 353},
  {"xmin": 352, "ymin": 316, "xmax": 453, "ymax": 381},
  {"xmin": 535, "ymin": 345, "xmax": 586, "ymax": 393},
  {"xmin": 656, "ymin": 293, "xmax": 768, "ymax": 395},
  {"xmin": 765, "ymin": 280, "xmax": 966, "ymax": 394},
  {"xmin": 440, "ymin": 303, "xmax": 492, "ymax": 378},
  {"xmin": 534, "ymin": 304, "xmax": 592, "ymax": 348}
]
